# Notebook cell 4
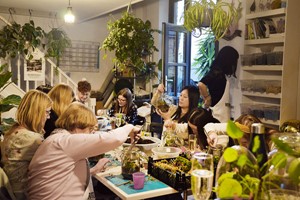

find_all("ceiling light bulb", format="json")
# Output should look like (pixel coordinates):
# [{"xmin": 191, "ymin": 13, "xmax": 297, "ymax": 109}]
[{"xmin": 64, "ymin": 6, "xmax": 75, "ymax": 23}]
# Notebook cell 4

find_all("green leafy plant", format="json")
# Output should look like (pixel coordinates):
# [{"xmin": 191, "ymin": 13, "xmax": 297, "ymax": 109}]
[
  {"xmin": 183, "ymin": 0, "xmax": 241, "ymax": 40},
  {"xmin": 45, "ymin": 28, "xmax": 71, "ymax": 67},
  {"xmin": 0, "ymin": 20, "xmax": 45, "ymax": 60},
  {"xmin": 215, "ymin": 121, "xmax": 300, "ymax": 199},
  {"xmin": 192, "ymin": 30, "xmax": 215, "ymax": 79},
  {"xmin": 0, "ymin": 64, "xmax": 21, "ymax": 133},
  {"xmin": 0, "ymin": 20, "xmax": 71, "ymax": 67},
  {"xmin": 100, "ymin": 12, "xmax": 161, "ymax": 78}
]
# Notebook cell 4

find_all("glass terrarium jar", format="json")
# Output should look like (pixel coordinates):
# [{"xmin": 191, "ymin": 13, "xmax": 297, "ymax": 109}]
[
  {"xmin": 265, "ymin": 133, "xmax": 300, "ymax": 199},
  {"xmin": 121, "ymin": 147, "xmax": 141, "ymax": 180},
  {"xmin": 161, "ymin": 128, "xmax": 184, "ymax": 147},
  {"xmin": 215, "ymin": 145, "xmax": 260, "ymax": 199}
]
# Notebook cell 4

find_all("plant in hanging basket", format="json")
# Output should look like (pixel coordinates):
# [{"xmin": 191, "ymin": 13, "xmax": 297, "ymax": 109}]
[
  {"xmin": 45, "ymin": 28, "xmax": 71, "ymax": 67},
  {"xmin": 0, "ymin": 20, "xmax": 45, "ymax": 60},
  {"xmin": 183, "ymin": 0, "xmax": 241, "ymax": 40},
  {"xmin": 100, "ymin": 12, "xmax": 161, "ymax": 77}
]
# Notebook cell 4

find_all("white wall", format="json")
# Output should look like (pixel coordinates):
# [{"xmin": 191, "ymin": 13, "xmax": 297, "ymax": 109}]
[
  {"xmin": 0, "ymin": 0, "xmax": 247, "ymax": 120},
  {"xmin": 0, "ymin": 0, "xmax": 166, "ymax": 91}
]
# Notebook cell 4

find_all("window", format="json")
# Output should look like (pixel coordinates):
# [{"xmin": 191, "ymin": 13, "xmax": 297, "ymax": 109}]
[{"xmin": 169, "ymin": 0, "xmax": 218, "ymax": 83}]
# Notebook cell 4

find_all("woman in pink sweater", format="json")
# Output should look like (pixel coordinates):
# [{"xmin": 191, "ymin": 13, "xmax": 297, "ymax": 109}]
[{"xmin": 27, "ymin": 102, "xmax": 140, "ymax": 200}]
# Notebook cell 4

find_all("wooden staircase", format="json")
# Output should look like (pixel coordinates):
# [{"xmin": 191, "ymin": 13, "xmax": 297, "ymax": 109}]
[{"xmin": 1, "ymin": 48, "xmax": 96, "ymax": 118}]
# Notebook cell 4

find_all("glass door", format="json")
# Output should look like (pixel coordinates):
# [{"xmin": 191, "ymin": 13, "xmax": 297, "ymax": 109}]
[{"xmin": 162, "ymin": 22, "xmax": 191, "ymax": 102}]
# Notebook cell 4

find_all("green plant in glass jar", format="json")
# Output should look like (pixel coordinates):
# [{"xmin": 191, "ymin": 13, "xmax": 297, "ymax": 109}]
[{"xmin": 121, "ymin": 147, "xmax": 141, "ymax": 179}]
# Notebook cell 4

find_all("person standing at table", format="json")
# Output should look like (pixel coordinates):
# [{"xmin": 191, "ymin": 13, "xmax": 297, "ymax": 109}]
[
  {"xmin": 77, "ymin": 79, "xmax": 92, "ymax": 104},
  {"xmin": 1, "ymin": 90, "xmax": 52, "ymax": 199},
  {"xmin": 108, "ymin": 88, "xmax": 138, "ymax": 125},
  {"xmin": 198, "ymin": 46, "xmax": 239, "ymax": 122},
  {"xmin": 27, "ymin": 102, "xmax": 140, "ymax": 200},
  {"xmin": 44, "ymin": 83, "xmax": 75, "ymax": 138}
]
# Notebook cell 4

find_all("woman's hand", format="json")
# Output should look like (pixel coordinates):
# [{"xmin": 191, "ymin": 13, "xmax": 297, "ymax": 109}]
[
  {"xmin": 203, "ymin": 95, "xmax": 211, "ymax": 109},
  {"xmin": 164, "ymin": 119, "xmax": 176, "ymax": 130},
  {"xmin": 129, "ymin": 126, "xmax": 141, "ymax": 143},
  {"xmin": 156, "ymin": 108, "xmax": 172, "ymax": 120},
  {"xmin": 207, "ymin": 131, "xmax": 218, "ymax": 147},
  {"xmin": 157, "ymin": 84, "xmax": 165, "ymax": 93},
  {"xmin": 90, "ymin": 158, "xmax": 111, "ymax": 175}
]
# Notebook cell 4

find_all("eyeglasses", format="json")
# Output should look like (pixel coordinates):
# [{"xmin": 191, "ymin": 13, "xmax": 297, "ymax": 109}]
[{"xmin": 117, "ymin": 98, "xmax": 127, "ymax": 102}]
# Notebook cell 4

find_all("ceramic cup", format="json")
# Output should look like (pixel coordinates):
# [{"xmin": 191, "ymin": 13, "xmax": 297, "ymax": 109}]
[{"xmin": 132, "ymin": 172, "xmax": 145, "ymax": 190}]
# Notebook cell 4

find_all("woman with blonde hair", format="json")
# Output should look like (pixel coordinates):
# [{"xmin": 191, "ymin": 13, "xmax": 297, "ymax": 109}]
[
  {"xmin": 1, "ymin": 90, "xmax": 52, "ymax": 199},
  {"xmin": 28, "ymin": 102, "xmax": 140, "ymax": 200},
  {"xmin": 44, "ymin": 83, "xmax": 75, "ymax": 138}
]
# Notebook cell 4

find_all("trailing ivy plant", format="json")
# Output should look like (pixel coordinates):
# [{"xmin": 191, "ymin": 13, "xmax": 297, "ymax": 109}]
[
  {"xmin": 0, "ymin": 20, "xmax": 45, "ymax": 60},
  {"xmin": 100, "ymin": 12, "xmax": 161, "ymax": 77},
  {"xmin": 0, "ymin": 20, "xmax": 71, "ymax": 67}
]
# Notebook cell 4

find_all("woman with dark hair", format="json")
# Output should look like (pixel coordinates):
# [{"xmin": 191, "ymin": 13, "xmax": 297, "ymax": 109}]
[
  {"xmin": 151, "ymin": 84, "xmax": 200, "ymax": 123},
  {"xmin": 198, "ymin": 46, "xmax": 239, "ymax": 122},
  {"xmin": 108, "ymin": 88, "xmax": 138, "ymax": 125},
  {"xmin": 151, "ymin": 84, "xmax": 200, "ymax": 144},
  {"xmin": 188, "ymin": 108, "xmax": 219, "ymax": 150}
]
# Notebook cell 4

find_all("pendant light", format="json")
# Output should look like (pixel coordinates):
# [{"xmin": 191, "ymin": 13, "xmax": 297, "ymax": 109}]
[{"xmin": 64, "ymin": 0, "xmax": 75, "ymax": 23}]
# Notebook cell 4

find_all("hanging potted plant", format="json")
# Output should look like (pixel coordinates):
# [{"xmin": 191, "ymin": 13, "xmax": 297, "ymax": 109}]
[
  {"xmin": 100, "ymin": 7, "xmax": 161, "ymax": 78},
  {"xmin": 45, "ymin": 28, "xmax": 71, "ymax": 67},
  {"xmin": 0, "ymin": 20, "xmax": 45, "ymax": 60},
  {"xmin": 183, "ymin": 0, "xmax": 241, "ymax": 40}
]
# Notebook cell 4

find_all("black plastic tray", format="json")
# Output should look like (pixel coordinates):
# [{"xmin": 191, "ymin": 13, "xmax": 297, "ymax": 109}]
[{"xmin": 147, "ymin": 157, "xmax": 191, "ymax": 191}]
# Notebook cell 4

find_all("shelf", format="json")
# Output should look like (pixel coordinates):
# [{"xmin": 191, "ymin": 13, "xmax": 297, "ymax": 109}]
[
  {"xmin": 245, "ymin": 34, "xmax": 284, "ymax": 45},
  {"xmin": 260, "ymin": 118, "xmax": 280, "ymax": 126},
  {"xmin": 242, "ymin": 65, "xmax": 283, "ymax": 71},
  {"xmin": 246, "ymin": 8, "xmax": 286, "ymax": 20},
  {"xmin": 242, "ymin": 91, "xmax": 281, "ymax": 99}
]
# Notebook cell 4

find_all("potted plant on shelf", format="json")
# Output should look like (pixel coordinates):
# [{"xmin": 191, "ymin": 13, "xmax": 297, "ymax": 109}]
[
  {"xmin": 183, "ymin": 0, "xmax": 241, "ymax": 40},
  {"xmin": 100, "ymin": 9, "xmax": 161, "ymax": 79}
]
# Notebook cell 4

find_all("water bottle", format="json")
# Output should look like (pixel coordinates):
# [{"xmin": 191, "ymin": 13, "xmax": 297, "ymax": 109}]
[{"xmin": 248, "ymin": 123, "xmax": 268, "ymax": 168}]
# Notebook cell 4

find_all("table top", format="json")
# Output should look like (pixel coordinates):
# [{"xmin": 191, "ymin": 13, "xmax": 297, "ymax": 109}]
[{"xmin": 93, "ymin": 166, "xmax": 178, "ymax": 200}]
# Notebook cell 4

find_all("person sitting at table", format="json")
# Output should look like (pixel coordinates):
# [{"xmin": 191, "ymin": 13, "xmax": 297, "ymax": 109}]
[
  {"xmin": 27, "ymin": 102, "xmax": 140, "ymax": 200},
  {"xmin": 1, "ymin": 90, "xmax": 52, "ymax": 199},
  {"xmin": 151, "ymin": 84, "xmax": 200, "ymax": 124},
  {"xmin": 77, "ymin": 79, "xmax": 92, "ymax": 104},
  {"xmin": 152, "ymin": 84, "xmax": 200, "ymax": 145},
  {"xmin": 205, "ymin": 114, "xmax": 277, "ymax": 151},
  {"xmin": 108, "ymin": 88, "xmax": 138, "ymax": 125},
  {"xmin": 164, "ymin": 107, "xmax": 219, "ymax": 150},
  {"xmin": 44, "ymin": 83, "xmax": 75, "ymax": 138}
]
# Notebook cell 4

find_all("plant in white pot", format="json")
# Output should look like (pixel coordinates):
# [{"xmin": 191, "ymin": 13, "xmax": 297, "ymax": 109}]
[{"xmin": 183, "ymin": 0, "xmax": 241, "ymax": 40}]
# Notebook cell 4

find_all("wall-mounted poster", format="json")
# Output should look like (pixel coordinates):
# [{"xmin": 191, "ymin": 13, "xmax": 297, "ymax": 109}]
[{"xmin": 24, "ymin": 49, "xmax": 45, "ymax": 81}]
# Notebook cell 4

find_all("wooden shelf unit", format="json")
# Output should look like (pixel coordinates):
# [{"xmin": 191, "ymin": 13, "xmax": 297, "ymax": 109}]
[{"xmin": 241, "ymin": 0, "xmax": 300, "ymax": 127}]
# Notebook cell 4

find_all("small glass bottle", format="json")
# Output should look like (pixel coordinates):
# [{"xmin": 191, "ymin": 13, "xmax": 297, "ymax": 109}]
[{"xmin": 248, "ymin": 123, "xmax": 268, "ymax": 168}]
